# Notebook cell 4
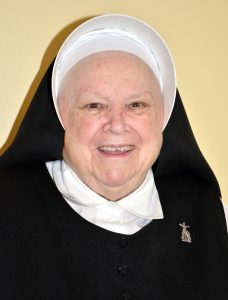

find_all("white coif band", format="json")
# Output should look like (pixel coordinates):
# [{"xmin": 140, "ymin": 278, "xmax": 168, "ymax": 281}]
[{"xmin": 52, "ymin": 14, "xmax": 176, "ymax": 129}]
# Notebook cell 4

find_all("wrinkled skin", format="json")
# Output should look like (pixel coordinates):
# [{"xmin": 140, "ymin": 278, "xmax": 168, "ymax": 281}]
[{"xmin": 58, "ymin": 51, "xmax": 163, "ymax": 201}]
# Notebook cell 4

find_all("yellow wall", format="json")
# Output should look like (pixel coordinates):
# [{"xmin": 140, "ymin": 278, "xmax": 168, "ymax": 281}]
[{"xmin": 0, "ymin": 0, "xmax": 227, "ymax": 203}]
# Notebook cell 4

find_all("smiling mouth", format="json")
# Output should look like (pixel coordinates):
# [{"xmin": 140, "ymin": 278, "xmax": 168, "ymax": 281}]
[{"xmin": 98, "ymin": 145, "xmax": 135, "ymax": 154}]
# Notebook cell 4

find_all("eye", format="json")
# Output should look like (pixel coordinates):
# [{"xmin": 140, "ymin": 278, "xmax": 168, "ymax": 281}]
[
  {"xmin": 83, "ymin": 103, "xmax": 105, "ymax": 110},
  {"xmin": 127, "ymin": 101, "xmax": 147, "ymax": 109}
]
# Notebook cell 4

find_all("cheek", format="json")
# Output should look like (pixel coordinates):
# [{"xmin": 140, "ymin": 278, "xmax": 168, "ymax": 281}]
[
  {"xmin": 135, "ymin": 116, "xmax": 161, "ymax": 140},
  {"xmin": 63, "ymin": 120, "xmax": 94, "ymax": 172},
  {"xmin": 135, "ymin": 116, "xmax": 163, "ymax": 159},
  {"xmin": 65, "ymin": 114, "xmax": 102, "ymax": 150}
]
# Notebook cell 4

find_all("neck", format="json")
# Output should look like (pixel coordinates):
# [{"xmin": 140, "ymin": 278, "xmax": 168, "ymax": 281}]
[
  {"xmin": 63, "ymin": 159, "xmax": 149, "ymax": 202},
  {"xmin": 80, "ymin": 173, "xmax": 148, "ymax": 202}
]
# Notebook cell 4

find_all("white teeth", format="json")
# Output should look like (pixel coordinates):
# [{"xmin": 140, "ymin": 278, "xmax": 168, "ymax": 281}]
[{"xmin": 99, "ymin": 145, "xmax": 133, "ymax": 152}]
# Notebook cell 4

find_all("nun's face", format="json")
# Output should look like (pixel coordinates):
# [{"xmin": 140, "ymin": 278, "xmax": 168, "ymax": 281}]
[{"xmin": 59, "ymin": 51, "xmax": 163, "ymax": 201}]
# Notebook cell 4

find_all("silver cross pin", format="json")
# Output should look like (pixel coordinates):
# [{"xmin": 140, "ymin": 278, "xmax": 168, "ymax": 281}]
[{"xmin": 179, "ymin": 222, "xmax": 192, "ymax": 243}]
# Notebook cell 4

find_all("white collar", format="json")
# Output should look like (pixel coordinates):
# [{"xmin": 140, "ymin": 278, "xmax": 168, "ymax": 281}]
[{"xmin": 46, "ymin": 160, "xmax": 163, "ymax": 234}]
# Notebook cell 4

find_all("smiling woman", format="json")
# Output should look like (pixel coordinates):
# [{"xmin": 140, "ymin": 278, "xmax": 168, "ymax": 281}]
[
  {"xmin": 59, "ymin": 51, "xmax": 163, "ymax": 201},
  {"xmin": 0, "ymin": 13, "xmax": 228, "ymax": 300}
]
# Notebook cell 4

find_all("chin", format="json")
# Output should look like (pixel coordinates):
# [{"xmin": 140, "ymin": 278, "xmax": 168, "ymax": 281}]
[{"xmin": 101, "ymin": 168, "xmax": 133, "ymax": 187}]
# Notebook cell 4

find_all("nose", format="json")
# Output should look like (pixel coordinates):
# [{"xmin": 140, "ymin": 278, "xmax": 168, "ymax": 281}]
[{"xmin": 103, "ymin": 109, "xmax": 128, "ymax": 135}]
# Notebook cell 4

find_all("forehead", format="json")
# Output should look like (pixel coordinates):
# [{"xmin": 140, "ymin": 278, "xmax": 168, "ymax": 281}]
[
  {"xmin": 58, "ymin": 52, "xmax": 162, "ymax": 107},
  {"xmin": 77, "ymin": 50, "xmax": 151, "ymax": 68},
  {"xmin": 61, "ymin": 50, "xmax": 159, "ymax": 88}
]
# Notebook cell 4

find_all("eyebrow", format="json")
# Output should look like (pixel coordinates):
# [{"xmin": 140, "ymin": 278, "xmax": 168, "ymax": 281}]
[
  {"xmin": 78, "ymin": 90, "xmax": 108, "ymax": 99},
  {"xmin": 77, "ymin": 90, "xmax": 154, "ymax": 102},
  {"xmin": 125, "ymin": 91, "xmax": 154, "ymax": 101}
]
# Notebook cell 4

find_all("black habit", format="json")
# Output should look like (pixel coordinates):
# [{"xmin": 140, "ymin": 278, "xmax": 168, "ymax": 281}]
[{"xmin": 0, "ymin": 63, "xmax": 228, "ymax": 299}]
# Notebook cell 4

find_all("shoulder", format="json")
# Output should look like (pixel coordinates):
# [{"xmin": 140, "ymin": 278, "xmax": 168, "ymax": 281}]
[
  {"xmin": 0, "ymin": 163, "xmax": 48, "ymax": 195},
  {"xmin": 0, "ymin": 163, "xmax": 54, "ymax": 215},
  {"xmin": 155, "ymin": 174, "xmax": 220, "ymax": 204},
  {"xmin": 0, "ymin": 162, "xmax": 49, "ymax": 185},
  {"xmin": 156, "ymin": 175, "xmax": 224, "ymax": 218}
]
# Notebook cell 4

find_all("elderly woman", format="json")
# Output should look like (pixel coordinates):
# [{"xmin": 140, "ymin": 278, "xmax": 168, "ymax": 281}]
[{"xmin": 0, "ymin": 15, "xmax": 227, "ymax": 300}]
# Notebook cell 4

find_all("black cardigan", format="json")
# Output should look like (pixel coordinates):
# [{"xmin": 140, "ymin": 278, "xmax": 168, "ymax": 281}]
[{"xmin": 0, "ymin": 163, "xmax": 228, "ymax": 299}]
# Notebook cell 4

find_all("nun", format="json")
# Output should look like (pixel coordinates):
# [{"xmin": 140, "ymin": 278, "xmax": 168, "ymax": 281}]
[{"xmin": 0, "ymin": 14, "xmax": 227, "ymax": 300}]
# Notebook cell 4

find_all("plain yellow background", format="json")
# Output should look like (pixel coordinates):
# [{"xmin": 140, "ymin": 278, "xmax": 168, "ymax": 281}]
[{"xmin": 0, "ymin": 0, "xmax": 227, "ymax": 203}]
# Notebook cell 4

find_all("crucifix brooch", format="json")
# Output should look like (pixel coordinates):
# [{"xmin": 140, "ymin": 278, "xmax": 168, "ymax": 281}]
[{"xmin": 179, "ymin": 222, "xmax": 192, "ymax": 243}]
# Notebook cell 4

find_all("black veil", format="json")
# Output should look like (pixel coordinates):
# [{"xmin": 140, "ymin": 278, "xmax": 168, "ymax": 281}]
[{"xmin": 0, "ymin": 62, "xmax": 220, "ymax": 197}]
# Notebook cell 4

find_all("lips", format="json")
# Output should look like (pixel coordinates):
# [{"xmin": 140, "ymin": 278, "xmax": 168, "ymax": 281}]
[{"xmin": 98, "ymin": 145, "xmax": 134, "ymax": 154}]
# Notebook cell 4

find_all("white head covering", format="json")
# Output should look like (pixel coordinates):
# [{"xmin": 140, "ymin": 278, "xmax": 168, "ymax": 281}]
[{"xmin": 52, "ymin": 14, "xmax": 176, "ymax": 129}]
